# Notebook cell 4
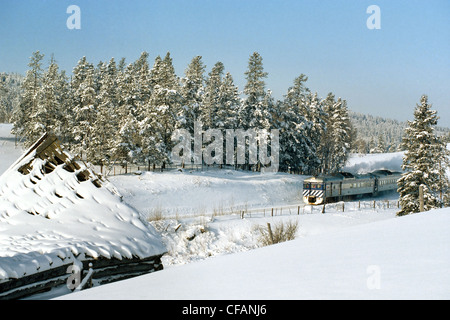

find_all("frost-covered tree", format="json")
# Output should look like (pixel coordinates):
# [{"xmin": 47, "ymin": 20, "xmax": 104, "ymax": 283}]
[
  {"xmin": 238, "ymin": 52, "xmax": 274, "ymax": 170},
  {"xmin": 0, "ymin": 73, "xmax": 24, "ymax": 123},
  {"xmin": 12, "ymin": 51, "xmax": 44, "ymax": 145},
  {"xmin": 0, "ymin": 77, "xmax": 8, "ymax": 122},
  {"xmin": 201, "ymin": 61, "xmax": 224, "ymax": 129},
  {"xmin": 69, "ymin": 57, "xmax": 97, "ymax": 160},
  {"xmin": 318, "ymin": 93, "xmax": 353, "ymax": 173},
  {"xmin": 217, "ymin": 72, "xmax": 241, "ymax": 129},
  {"xmin": 397, "ymin": 95, "xmax": 450, "ymax": 216},
  {"xmin": 371, "ymin": 134, "xmax": 387, "ymax": 153},
  {"xmin": 240, "ymin": 52, "xmax": 271, "ymax": 130},
  {"xmin": 32, "ymin": 57, "xmax": 68, "ymax": 141},
  {"xmin": 180, "ymin": 56, "xmax": 205, "ymax": 133},
  {"xmin": 279, "ymin": 74, "xmax": 317, "ymax": 173},
  {"xmin": 145, "ymin": 52, "xmax": 182, "ymax": 168},
  {"xmin": 91, "ymin": 58, "xmax": 119, "ymax": 171}
]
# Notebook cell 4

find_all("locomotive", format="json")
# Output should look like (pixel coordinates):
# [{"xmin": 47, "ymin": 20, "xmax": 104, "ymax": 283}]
[{"xmin": 302, "ymin": 169, "xmax": 402, "ymax": 205}]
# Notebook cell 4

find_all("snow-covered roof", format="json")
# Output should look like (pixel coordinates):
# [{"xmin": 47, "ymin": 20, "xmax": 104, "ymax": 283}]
[{"xmin": 0, "ymin": 133, "xmax": 165, "ymax": 282}]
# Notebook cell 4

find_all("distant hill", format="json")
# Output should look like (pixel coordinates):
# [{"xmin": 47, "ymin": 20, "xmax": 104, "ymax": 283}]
[
  {"xmin": 350, "ymin": 111, "xmax": 450, "ymax": 153},
  {"xmin": 0, "ymin": 72, "xmax": 24, "ymax": 123}
]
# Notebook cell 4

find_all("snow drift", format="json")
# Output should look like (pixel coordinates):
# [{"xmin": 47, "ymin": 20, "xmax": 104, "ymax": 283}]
[
  {"xmin": 61, "ymin": 208, "xmax": 450, "ymax": 300},
  {"xmin": 0, "ymin": 133, "xmax": 165, "ymax": 298}
]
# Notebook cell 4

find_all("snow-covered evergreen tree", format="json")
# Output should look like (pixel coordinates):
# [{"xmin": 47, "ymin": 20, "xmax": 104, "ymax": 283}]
[
  {"xmin": 279, "ymin": 74, "xmax": 317, "ymax": 173},
  {"xmin": 240, "ymin": 52, "xmax": 270, "ymax": 130},
  {"xmin": 397, "ymin": 95, "xmax": 450, "ymax": 216},
  {"xmin": 218, "ymin": 72, "xmax": 241, "ymax": 129},
  {"xmin": 12, "ymin": 51, "xmax": 44, "ymax": 146},
  {"xmin": 91, "ymin": 58, "xmax": 119, "ymax": 171},
  {"xmin": 318, "ymin": 93, "xmax": 353, "ymax": 173},
  {"xmin": 145, "ymin": 52, "xmax": 182, "ymax": 168},
  {"xmin": 0, "ymin": 77, "xmax": 8, "ymax": 122},
  {"xmin": 69, "ymin": 57, "xmax": 97, "ymax": 160},
  {"xmin": 32, "ymin": 57, "xmax": 67, "ymax": 140},
  {"xmin": 201, "ymin": 61, "xmax": 224, "ymax": 129},
  {"xmin": 371, "ymin": 134, "xmax": 387, "ymax": 153},
  {"xmin": 180, "ymin": 56, "xmax": 205, "ymax": 134}
]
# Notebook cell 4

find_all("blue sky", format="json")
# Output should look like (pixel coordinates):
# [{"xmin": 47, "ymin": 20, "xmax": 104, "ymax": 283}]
[{"xmin": 0, "ymin": 0, "xmax": 449, "ymax": 127}]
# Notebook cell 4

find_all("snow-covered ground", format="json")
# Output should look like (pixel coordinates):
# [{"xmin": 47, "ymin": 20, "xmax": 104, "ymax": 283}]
[
  {"xmin": 0, "ymin": 124, "xmax": 23, "ymax": 173},
  {"xmin": 60, "ymin": 208, "xmax": 450, "ymax": 300},
  {"xmin": 1, "ymin": 123, "xmax": 449, "ymax": 300}
]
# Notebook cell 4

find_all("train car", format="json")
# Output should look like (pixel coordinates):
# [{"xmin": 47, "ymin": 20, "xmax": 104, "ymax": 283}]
[{"xmin": 302, "ymin": 170, "xmax": 402, "ymax": 205}]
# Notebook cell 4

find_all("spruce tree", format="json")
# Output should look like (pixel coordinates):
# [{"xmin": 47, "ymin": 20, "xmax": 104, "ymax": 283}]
[
  {"xmin": 397, "ymin": 95, "xmax": 450, "ymax": 215},
  {"xmin": 280, "ymin": 74, "xmax": 316, "ymax": 173},
  {"xmin": 218, "ymin": 72, "xmax": 240, "ymax": 129},
  {"xmin": 201, "ymin": 61, "xmax": 224, "ymax": 129},
  {"xmin": 318, "ymin": 93, "xmax": 353, "ymax": 173},
  {"xmin": 240, "ymin": 52, "xmax": 269, "ymax": 130},
  {"xmin": 91, "ymin": 58, "xmax": 119, "ymax": 171},
  {"xmin": 33, "ymin": 57, "xmax": 64, "ymax": 139},
  {"xmin": 0, "ymin": 77, "xmax": 8, "ymax": 122},
  {"xmin": 146, "ymin": 52, "xmax": 182, "ymax": 168},
  {"xmin": 70, "ymin": 57, "xmax": 97, "ymax": 160},
  {"xmin": 180, "ymin": 56, "xmax": 205, "ymax": 133},
  {"xmin": 12, "ymin": 51, "xmax": 44, "ymax": 146}
]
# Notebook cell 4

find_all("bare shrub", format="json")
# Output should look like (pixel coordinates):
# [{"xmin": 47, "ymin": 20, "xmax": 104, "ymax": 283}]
[
  {"xmin": 258, "ymin": 219, "xmax": 299, "ymax": 246},
  {"xmin": 147, "ymin": 204, "xmax": 164, "ymax": 221}
]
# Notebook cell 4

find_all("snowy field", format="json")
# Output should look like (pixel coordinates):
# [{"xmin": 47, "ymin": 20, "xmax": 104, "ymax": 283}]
[
  {"xmin": 0, "ymin": 123, "xmax": 449, "ymax": 300},
  {"xmin": 60, "ymin": 208, "xmax": 450, "ymax": 300}
]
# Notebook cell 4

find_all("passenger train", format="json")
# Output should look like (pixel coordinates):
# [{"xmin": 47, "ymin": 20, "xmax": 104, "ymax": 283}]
[{"xmin": 303, "ymin": 170, "xmax": 402, "ymax": 205}]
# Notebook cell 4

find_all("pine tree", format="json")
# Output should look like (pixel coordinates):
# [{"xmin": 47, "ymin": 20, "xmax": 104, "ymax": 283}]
[
  {"xmin": 218, "ymin": 72, "xmax": 240, "ymax": 129},
  {"xmin": 372, "ymin": 134, "xmax": 387, "ymax": 153},
  {"xmin": 145, "ymin": 52, "xmax": 182, "ymax": 168},
  {"xmin": 0, "ymin": 77, "xmax": 8, "ymax": 122},
  {"xmin": 318, "ymin": 93, "xmax": 353, "ymax": 173},
  {"xmin": 33, "ymin": 57, "xmax": 64, "ymax": 139},
  {"xmin": 69, "ymin": 57, "xmax": 97, "ymax": 160},
  {"xmin": 280, "ymin": 74, "xmax": 316, "ymax": 173},
  {"xmin": 201, "ymin": 61, "xmax": 224, "ymax": 129},
  {"xmin": 180, "ymin": 56, "xmax": 205, "ymax": 134},
  {"xmin": 240, "ymin": 52, "xmax": 269, "ymax": 130},
  {"xmin": 91, "ymin": 58, "xmax": 119, "ymax": 171},
  {"xmin": 397, "ymin": 95, "xmax": 450, "ymax": 215},
  {"xmin": 12, "ymin": 51, "xmax": 44, "ymax": 146}
]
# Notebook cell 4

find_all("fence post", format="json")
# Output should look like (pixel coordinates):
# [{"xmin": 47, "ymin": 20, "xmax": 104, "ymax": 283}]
[
  {"xmin": 267, "ymin": 223, "xmax": 274, "ymax": 245},
  {"xmin": 271, "ymin": 208, "xmax": 273, "ymax": 217},
  {"xmin": 322, "ymin": 204, "xmax": 325, "ymax": 214},
  {"xmin": 297, "ymin": 206, "xmax": 300, "ymax": 215}
]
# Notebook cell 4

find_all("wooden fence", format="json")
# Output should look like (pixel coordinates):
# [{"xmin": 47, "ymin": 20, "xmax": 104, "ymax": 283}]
[{"xmin": 150, "ymin": 199, "xmax": 400, "ymax": 222}]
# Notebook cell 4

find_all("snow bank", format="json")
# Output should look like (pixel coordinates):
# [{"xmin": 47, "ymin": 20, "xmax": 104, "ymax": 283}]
[{"xmin": 60, "ymin": 208, "xmax": 450, "ymax": 300}]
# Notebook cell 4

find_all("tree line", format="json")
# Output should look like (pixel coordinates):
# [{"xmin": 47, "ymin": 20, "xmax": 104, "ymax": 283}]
[{"xmin": 9, "ymin": 50, "xmax": 355, "ymax": 174}]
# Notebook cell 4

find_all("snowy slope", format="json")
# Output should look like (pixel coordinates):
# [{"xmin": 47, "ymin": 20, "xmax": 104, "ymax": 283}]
[
  {"xmin": 60, "ymin": 208, "xmax": 450, "ymax": 300},
  {"xmin": 109, "ymin": 170, "xmax": 305, "ymax": 219}
]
